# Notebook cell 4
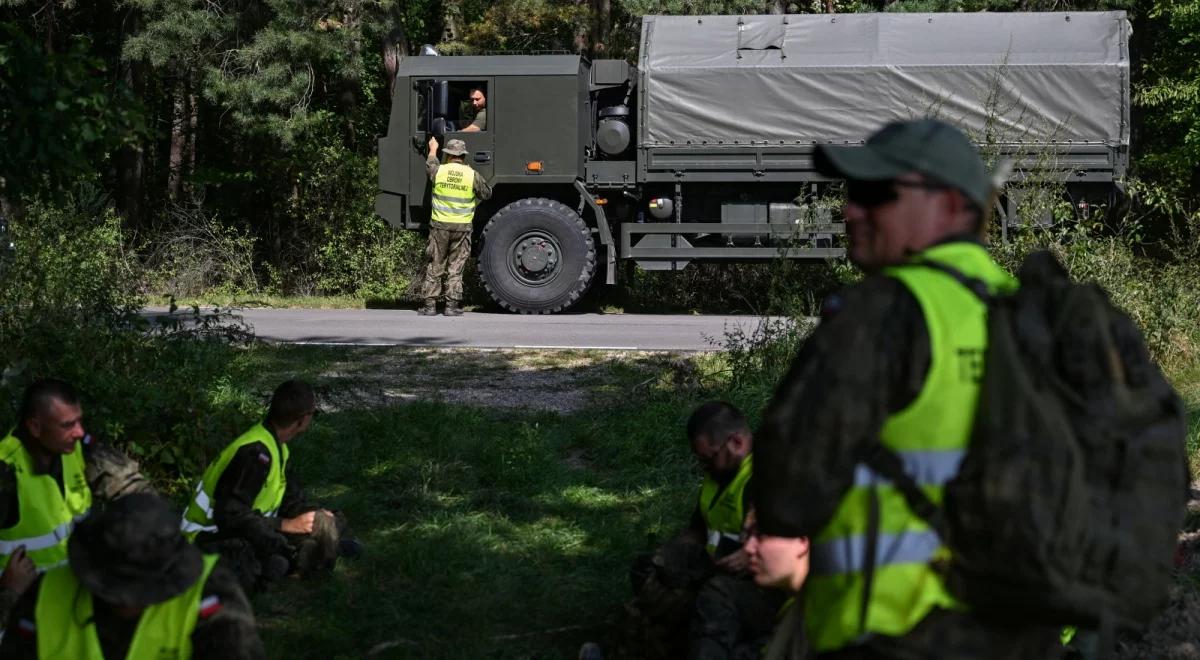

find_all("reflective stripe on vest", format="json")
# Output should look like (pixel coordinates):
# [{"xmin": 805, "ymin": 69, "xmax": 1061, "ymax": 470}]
[
  {"xmin": 803, "ymin": 242, "xmax": 1017, "ymax": 653},
  {"xmin": 430, "ymin": 162, "xmax": 477, "ymax": 224},
  {"xmin": 35, "ymin": 554, "xmax": 219, "ymax": 659},
  {"xmin": 0, "ymin": 431, "xmax": 92, "ymax": 572},
  {"xmin": 181, "ymin": 423, "xmax": 288, "ymax": 540},
  {"xmin": 850, "ymin": 448, "xmax": 966, "ymax": 489},
  {"xmin": 698, "ymin": 453, "xmax": 753, "ymax": 556}
]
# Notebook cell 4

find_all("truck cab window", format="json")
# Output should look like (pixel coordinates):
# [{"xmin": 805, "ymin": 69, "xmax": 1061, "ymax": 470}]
[{"xmin": 450, "ymin": 82, "xmax": 487, "ymax": 132}]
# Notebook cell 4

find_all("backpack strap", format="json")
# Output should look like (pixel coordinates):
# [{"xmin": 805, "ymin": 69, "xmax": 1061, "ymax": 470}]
[
  {"xmin": 908, "ymin": 257, "xmax": 994, "ymax": 304},
  {"xmin": 857, "ymin": 257, "xmax": 992, "ymax": 538}
]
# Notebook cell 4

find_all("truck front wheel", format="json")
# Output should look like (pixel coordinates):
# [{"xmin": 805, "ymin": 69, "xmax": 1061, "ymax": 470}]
[{"xmin": 477, "ymin": 198, "xmax": 596, "ymax": 314}]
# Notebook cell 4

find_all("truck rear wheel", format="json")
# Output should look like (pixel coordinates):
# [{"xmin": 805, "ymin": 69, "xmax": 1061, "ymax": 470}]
[{"xmin": 477, "ymin": 198, "xmax": 596, "ymax": 314}]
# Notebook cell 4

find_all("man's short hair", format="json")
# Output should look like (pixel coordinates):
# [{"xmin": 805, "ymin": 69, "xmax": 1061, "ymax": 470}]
[
  {"xmin": 469, "ymin": 87, "xmax": 485, "ymax": 99},
  {"xmin": 686, "ymin": 401, "xmax": 750, "ymax": 446},
  {"xmin": 18, "ymin": 379, "xmax": 80, "ymax": 424},
  {"xmin": 266, "ymin": 380, "xmax": 315, "ymax": 427}
]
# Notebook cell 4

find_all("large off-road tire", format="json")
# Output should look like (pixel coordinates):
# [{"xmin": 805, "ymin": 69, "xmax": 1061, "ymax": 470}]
[{"xmin": 477, "ymin": 197, "xmax": 596, "ymax": 314}]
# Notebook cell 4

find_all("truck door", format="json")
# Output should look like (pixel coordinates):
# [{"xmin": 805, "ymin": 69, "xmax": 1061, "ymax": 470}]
[{"xmin": 411, "ymin": 78, "xmax": 495, "ymax": 191}]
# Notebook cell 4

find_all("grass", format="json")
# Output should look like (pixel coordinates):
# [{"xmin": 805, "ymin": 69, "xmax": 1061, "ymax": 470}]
[
  {"xmin": 251, "ymin": 397, "xmax": 704, "ymax": 658},
  {"xmin": 210, "ymin": 343, "xmax": 722, "ymax": 659},
  {"xmin": 223, "ymin": 339, "xmax": 1200, "ymax": 659},
  {"xmin": 1168, "ymin": 361, "xmax": 1200, "ymax": 476}
]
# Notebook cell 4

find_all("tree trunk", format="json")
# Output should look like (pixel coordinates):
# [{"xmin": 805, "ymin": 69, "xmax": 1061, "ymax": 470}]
[
  {"xmin": 341, "ymin": 6, "xmax": 362, "ymax": 143},
  {"xmin": 592, "ymin": 0, "xmax": 611, "ymax": 57},
  {"xmin": 574, "ymin": 0, "xmax": 589, "ymax": 54},
  {"xmin": 184, "ymin": 88, "xmax": 197, "ymax": 199},
  {"xmin": 441, "ymin": 0, "xmax": 461, "ymax": 44},
  {"xmin": 382, "ymin": 20, "xmax": 409, "ymax": 104},
  {"xmin": 168, "ymin": 74, "xmax": 186, "ymax": 201},
  {"xmin": 116, "ymin": 11, "xmax": 146, "ymax": 226}
]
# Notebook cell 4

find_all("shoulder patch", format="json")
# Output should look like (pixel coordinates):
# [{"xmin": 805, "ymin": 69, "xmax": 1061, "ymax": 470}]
[
  {"xmin": 256, "ymin": 452, "xmax": 271, "ymax": 465},
  {"xmin": 16, "ymin": 618, "xmax": 35, "ymax": 637},
  {"xmin": 198, "ymin": 595, "xmax": 223, "ymax": 619}
]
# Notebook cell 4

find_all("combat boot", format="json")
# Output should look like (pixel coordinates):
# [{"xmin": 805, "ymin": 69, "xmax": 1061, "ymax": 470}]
[
  {"xmin": 444, "ymin": 300, "xmax": 463, "ymax": 316},
  {"xmin": 418, "ymin": 298, "xmax": 438, "ymax": 316}
]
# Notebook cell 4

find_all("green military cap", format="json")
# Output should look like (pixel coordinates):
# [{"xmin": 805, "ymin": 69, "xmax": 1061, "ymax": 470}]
[
  {"xmin": 816, "ymin": 118, "xmax": 992, "ymax": 209},
  {"xmin": 443, "ymin": 139, "xmax": 468, "ymax": 156}
]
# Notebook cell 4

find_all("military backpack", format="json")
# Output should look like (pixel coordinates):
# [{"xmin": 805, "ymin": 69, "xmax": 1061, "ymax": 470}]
[{"xmin": 864, "ymin": 250, "xmax": 1189, "ymax": 640}]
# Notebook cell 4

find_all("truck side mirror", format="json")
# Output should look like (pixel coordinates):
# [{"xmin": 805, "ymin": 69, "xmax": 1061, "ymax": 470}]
[
  {"xmin": 431, "ymin": 117, "xmax": 446, "ymax": 137},
  {"xmin": 431, "ymin": 81, "xmax": 449, "ymax": 117}
]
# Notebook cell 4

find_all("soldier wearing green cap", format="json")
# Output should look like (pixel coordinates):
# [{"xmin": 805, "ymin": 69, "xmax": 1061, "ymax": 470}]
[
  {"xmin": 420, "ymin": 136, "xmax": 493, "ymax": 316},
  {"xmin": 751, "ymin": 119, "xmax": 1061, "ymax": 659},
  {"xmin": 0, "ymin": 493, "xmax": 263, "ymax": 659}
]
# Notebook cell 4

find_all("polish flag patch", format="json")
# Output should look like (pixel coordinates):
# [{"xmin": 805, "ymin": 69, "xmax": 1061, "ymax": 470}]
[
  {"xmin": 198, "ymin": 595, "xmax": 223, "ymax": 619},
  {"xmin": 16, "ymin": 618, "xmax": 35, "ymax": 638}
]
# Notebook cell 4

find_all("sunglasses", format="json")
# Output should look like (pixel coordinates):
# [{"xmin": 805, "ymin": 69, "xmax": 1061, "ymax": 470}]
[{"xmin": 846, "ymin": 179, "xmax": 949, "ymax": 209}]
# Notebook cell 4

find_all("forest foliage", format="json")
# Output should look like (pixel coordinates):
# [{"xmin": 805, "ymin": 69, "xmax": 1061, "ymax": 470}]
[{"xmin": 0, "ymin": 0, "xmax": 1196, "ymax": 301}]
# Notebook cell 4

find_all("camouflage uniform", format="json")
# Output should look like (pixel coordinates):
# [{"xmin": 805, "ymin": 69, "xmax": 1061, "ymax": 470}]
[
  {"xmin": 620, "ymin": 532, "xmax": 784, "ymax": 660},
  {"xmin": 193, "ymin": 432, "xmax": 352, "ymax": 595},
  {"xmin": 422, "ymin": 146, "xmax": 492, "ymax": 304},
  {"xmin": 0, "ymin": 431, "xmax": 153, "ymax": 626},
  {"xmin": 620, "ymin": 538, "xmax": 712, "ymax": 659},
  {"xmin": 755, "ymin": 244, "xmax": 1061, "ymax": 659}
]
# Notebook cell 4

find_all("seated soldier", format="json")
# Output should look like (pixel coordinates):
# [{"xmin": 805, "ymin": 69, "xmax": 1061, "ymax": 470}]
[
  {"xmin": 0, "ymin": 379, "xmax": 152, "ymax": 625},
  {"xmin": 622, "ymin": 401, "xmax": 786, "ymax": 660},
  {"xmin": 181, "ymin": 380, "xmax": 361, "ymax": 594},
  {"xmin": 0, "ymin": 493, "xmax": 263, "ymax": 659},
  {"xmin": 744, "ymin": 509, "xmax": 812, "ymax": 660}
]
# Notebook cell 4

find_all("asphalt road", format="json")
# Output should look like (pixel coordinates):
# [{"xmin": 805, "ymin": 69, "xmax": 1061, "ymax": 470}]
[{"xmin": 162, "ymin": 308, "xmax": 784, "ymax": 351}]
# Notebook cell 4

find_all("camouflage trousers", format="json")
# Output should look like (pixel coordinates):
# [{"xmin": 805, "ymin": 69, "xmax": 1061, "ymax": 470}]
[
  {"xmin": 421, "ymin": 225, "xmax": 472, "ymax": 302},
  {"xmin": 690, "ymin": 574, "xmax": 787, "ymax": 660},
  {"xmin": 619, "ymin": 539, "xmax": 783, "ymax": 660},
  {"xmin": 198, "ymin": 510, "xmax": 347, "ymax": 596}
]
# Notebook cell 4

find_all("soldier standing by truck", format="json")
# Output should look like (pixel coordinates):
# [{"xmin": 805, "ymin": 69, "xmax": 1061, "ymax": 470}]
[{"xmin": 420, "ymin": 136, "xmax": 492, "ymax": 316}]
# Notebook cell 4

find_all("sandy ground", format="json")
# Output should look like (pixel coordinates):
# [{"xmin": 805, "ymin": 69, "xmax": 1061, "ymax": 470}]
[{"xmin": 310, "ymin": 347, "xmax": 695, "ymax": 416}]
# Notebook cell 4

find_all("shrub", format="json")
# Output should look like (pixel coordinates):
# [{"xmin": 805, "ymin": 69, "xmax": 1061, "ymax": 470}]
[
  {"xmin": 141, "ymin": 203, "xmax": 260, "ymax": 297},
  {"xmin": 0, "ymin": 197, "xmax": 260, "ymax": 493}
]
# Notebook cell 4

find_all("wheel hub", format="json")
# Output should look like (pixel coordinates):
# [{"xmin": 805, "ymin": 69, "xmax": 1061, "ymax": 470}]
[{"xmin": 511, "ymin": 233, "xmax": 560, "ymax": 285}]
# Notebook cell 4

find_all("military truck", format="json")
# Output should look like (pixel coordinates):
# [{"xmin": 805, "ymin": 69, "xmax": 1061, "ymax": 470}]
[{"xmin": 376, "ymin": 11, "xmax": 1130, "ymax": 314}]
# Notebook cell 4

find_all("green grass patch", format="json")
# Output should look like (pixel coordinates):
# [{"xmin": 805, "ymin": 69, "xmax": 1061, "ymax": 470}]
[{"xmin": 250, "ymin": 394, "xmax": 706, "ymax": 658}]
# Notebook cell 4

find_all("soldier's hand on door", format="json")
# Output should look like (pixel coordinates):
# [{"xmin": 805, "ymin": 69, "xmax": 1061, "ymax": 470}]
[{"xmin": 427, "ymin": 136, "xmax": 439, "ymax": 155}]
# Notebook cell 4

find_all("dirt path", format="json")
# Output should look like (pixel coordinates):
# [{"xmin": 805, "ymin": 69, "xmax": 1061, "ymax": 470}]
[{"xmin": 310, "ymin": 347, "xmax": 695, "ymax": 415}]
